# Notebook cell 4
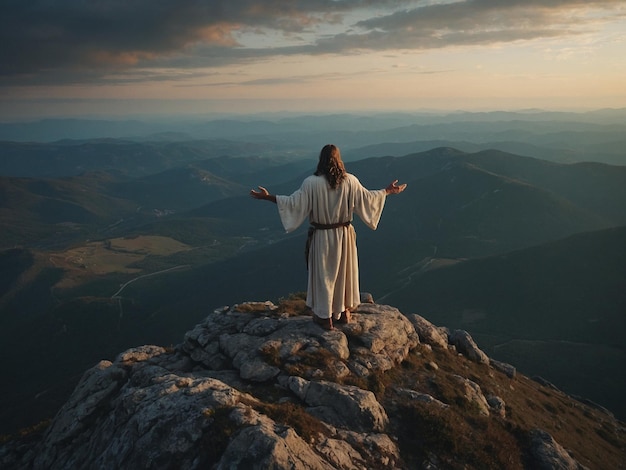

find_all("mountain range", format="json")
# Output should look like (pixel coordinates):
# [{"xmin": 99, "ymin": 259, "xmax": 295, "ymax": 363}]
[
  {"xmin": 0, "ymin": 138, "xmax": 624, "ymax": 438},
  {"xmin": 1, "ymin": 109, "xmax": 625, "ymax": 167}
]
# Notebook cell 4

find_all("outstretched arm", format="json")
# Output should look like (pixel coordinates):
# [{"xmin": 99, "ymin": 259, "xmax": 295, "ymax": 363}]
[
  {"xmin": 385, "ymin": 179, "xmax": 407, "ymax": 195},
  {"xmin": 250, "ymin": 186, "xmax": 277, "ymax": 203}
]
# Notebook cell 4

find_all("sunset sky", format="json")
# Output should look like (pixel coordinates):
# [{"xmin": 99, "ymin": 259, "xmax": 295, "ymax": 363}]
[{"xmin": 1, "ymin": 0, "xmax": 625, "ymax": 119}]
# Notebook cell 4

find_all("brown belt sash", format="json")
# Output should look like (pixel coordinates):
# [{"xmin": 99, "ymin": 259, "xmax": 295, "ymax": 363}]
[{"xmin": 305, "ymin": 221, "xmax": 352, "ymax": 269}]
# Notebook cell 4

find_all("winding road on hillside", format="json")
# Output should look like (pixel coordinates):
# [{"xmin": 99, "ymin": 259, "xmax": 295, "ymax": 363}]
[
  {"xmin": 111, "ymin": 265, "xmax": 191, "ymax": 299},
  {"xmin": 111, "ymin": 265, "xmax": 191, "ymax": 318}
]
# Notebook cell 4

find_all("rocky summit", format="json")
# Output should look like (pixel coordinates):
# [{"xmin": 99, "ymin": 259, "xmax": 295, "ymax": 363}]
[{"xmin": 1, "ymin": 296, "xmax": 624, "ymax": 469}]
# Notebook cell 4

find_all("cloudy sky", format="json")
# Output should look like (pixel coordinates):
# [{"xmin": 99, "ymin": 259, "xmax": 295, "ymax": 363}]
[{"xmin": 1, "ymin": 0, "xmax": 625, "ymax": 118}]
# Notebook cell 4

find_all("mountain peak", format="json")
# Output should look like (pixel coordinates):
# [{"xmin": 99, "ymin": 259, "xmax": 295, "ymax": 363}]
[{"xmin": 1, "ymin": 298, "xmax": 623, "ymax": 469}]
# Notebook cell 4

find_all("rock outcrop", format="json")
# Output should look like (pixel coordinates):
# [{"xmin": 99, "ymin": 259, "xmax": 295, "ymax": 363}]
[
  {"xmin": 529, "ymin": 429, "xmax": 590, "ymax": 470},
  {"xmin": 1, "ymin": 300, "xmax": 621, "ymax": 470},
  {"xmin": 406, "ymin": 313, "xmax": 448, "ymax": 349},
  {"xmin": 449, "ymin": 329, "xmax": 490, "ymax": 365}
]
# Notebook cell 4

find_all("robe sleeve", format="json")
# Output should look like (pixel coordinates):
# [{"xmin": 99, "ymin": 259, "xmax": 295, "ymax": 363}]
[
  {"xmin": 352, "ymin": 176, "xmax": 387, "ymax": 230},
  {"xmin": 276, "ymin": 184, "xmax": 311, "ymax": 233}
]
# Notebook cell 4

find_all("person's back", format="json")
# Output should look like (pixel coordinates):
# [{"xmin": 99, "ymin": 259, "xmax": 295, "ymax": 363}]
[
  {"xmin": 251, "ymin": 144, "xmax": 406, "ymax": 330},
  {"xmin": 303, "ymin": 173, "xmax": 357, "ymax": 224}
]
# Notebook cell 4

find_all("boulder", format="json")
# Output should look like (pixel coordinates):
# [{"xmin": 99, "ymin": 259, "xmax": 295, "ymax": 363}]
[
  {"xmin": 451, "ymin": 375, "xmax": 490, "ymax": 416},
  {"xmin": 348, "ymin": 303, "xmax": 420, "ymax": 371},
  {"xmin": 280, "ymin": 376, "xmax": 389, "ymax": 433},
  {"xmin": 394, "ymin": 387, "xmax": 449, "ymax": 408},
  {"xmin": 487, "ymin": 395, "xmax": 506, "ymax": 418},
  {"xmin": 448, "ymin": 329, "xmax": 490, "ymax": 365},
  {"xmin": 528, "ymin": 429, "xmax": 589, "ymax": 470},
  {"xmin": 319, "ymin": 431, "xmax": 401, "ymax": 469},
  {"xmin": 218, "ymin": 405, "xmax": 330, "ymax": 470},
  {"xmin": 406, "ymin": 313, "xmax": 448, "ymax": 349},
  {"xmin": 490, "ymin": 358, "xmax": 516, "ymax": 379}
]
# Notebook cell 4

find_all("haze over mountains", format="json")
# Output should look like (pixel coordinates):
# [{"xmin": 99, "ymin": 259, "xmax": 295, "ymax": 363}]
[
  {"xmin": 0, "ymin": 110, "xmax": 624, "ymax": 437},
  {"xmin": 1, "ymin": 109, "xmax": 625, "ymax": 169}
]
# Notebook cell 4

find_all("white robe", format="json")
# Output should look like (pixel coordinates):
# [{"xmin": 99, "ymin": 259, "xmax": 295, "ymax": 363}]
[{"xmin": 276, "ymin": 173, "xmax": 387, "ymax": 319}]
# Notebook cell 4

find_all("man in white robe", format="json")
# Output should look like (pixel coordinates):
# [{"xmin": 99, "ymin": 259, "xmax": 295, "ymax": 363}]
[{"xmin": 250, "ymin": 144, "xmax": 406, "ymax": 329}]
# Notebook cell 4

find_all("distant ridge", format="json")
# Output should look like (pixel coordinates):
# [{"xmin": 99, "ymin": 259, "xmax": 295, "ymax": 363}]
[{"xmin": 1, "ymin": 110, "xmax": 624, "ymax": 164}]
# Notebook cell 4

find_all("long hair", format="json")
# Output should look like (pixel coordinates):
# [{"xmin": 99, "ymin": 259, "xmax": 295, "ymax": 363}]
[{"xmin": 315, "ymin": 144, "xmax": 346, "ymax": 189}]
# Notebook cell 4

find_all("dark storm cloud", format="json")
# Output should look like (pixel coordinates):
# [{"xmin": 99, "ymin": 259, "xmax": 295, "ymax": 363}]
[
  {"xmin": 0, "ymin": 0, "xmax": 373, "ymax": 81},
  {"xmin": 0, "ymin": 0, "xmax": 621, "ymax": 86}
]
